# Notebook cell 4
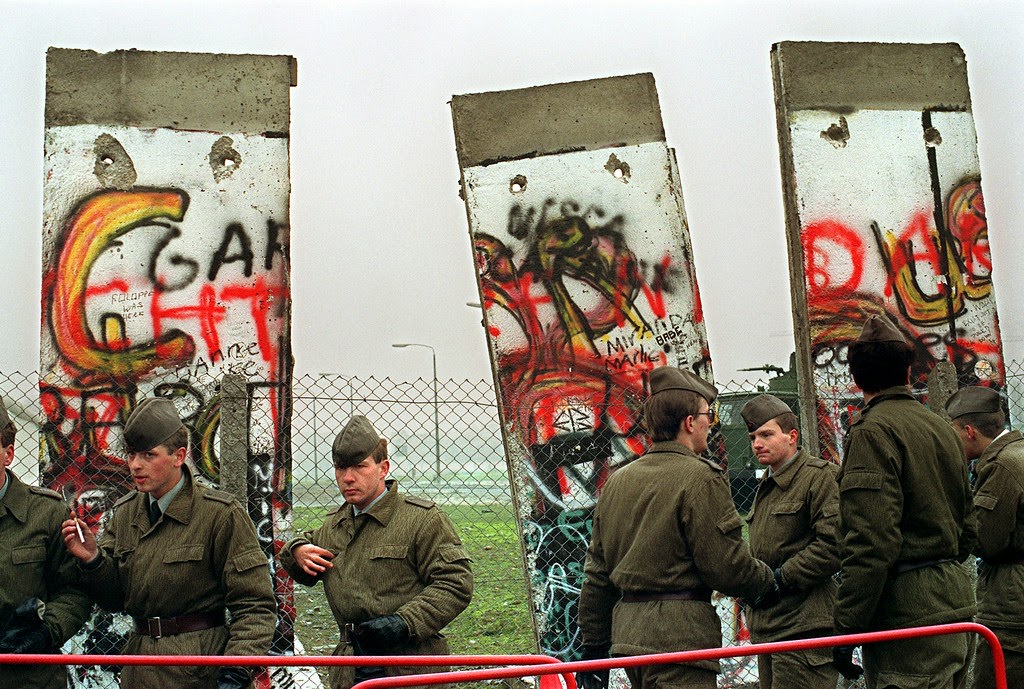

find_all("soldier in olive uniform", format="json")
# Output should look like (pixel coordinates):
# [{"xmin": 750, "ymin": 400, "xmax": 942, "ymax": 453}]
[
  {"xmin": 946, "ymin": 386, "xmax": 1024, "ymax": 689},
  {"xmin": 834, "ymin": 316, "xmax": 977, "ymax": 688},
  {"xmin": 741, "ymin": 394, "xmax": 840, "ymax": 689},
  {"xmin": 577, "ymin": 367, "xmax": 776, "ymax": 689},
  {"xmin": 62, "ymin": 397, "xmax": 277, "ymax": 689},
  {"xmin": 279, "ymin": 415, "xmax": 473, "ymax": 689},
  {"xmin": 0, "ymin": 398, "xmax": 91, "ymax": 689}
]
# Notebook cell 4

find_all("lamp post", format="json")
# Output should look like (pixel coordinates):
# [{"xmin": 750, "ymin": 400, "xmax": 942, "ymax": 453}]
[{"xmin": 392, "ymin": 343, "xmax": 441, "ymax": 479}]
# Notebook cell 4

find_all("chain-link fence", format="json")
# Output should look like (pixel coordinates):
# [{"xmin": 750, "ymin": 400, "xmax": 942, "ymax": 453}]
[{"xmin": 2, "ymin": 363, "xmax": 1018, "ymax": 689}]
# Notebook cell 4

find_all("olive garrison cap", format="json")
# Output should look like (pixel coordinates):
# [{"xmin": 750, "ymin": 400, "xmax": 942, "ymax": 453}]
[
  {"xmin": 649, "ymin": 366, "xmax": 718, "ymax": 404},
  {"xmin": 123, "ymin": 397, "xmax": 185, "ymax": 452},
  {"xmin": 0, "ymin": 397, "xmax": 11, "ymax": 429},
  {"xmin": 945, "ymin": 386, "xmax": 1001, "ymax": 420},
  {"xmin": 740, "ymin": 394, "xmax": 793, "ymax": 433},
  {"xmin": 332, "ymin": 415, "xmax": 381, "ymax": 468},
  {"xmin": 857, "ymin": 315, "xmax": 907, "ymax": 344}
]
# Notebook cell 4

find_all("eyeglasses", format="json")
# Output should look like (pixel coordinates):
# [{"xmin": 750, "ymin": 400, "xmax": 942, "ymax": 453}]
[{"xmin": 694, "ymin": 410, "xmax": 717, "ymax": 424}]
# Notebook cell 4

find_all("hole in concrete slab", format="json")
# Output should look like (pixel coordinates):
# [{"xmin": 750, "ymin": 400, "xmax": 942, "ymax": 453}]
[
  {"xmin": 820, "ymin": 115, "xmax": 850, "ymax": 148},
  {"xmin": 209, "ymin": 136, "xmax": 242, "ymax": 181},
  {"xmin": 101, "ymin": 157, "xmax": 114, "ymax": 166},
  {"xmin": 604, "ymin": 153, "xmax": 631, "ymax": 182},
  {"xmin": 924, "ymin": 127, "xmax": 942, "ymax": 148},
  {"xmin": 93, "ymin": 134, "xmax": 137, "ymax": 190},
  {"xmin": 509, "ymin": 175, "xmax": 527, "ymax": 194}
]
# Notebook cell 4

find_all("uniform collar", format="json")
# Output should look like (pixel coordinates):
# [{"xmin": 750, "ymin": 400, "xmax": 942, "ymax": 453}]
[
  {"xmin": 648, "ymin": 440, "xmax": 700, "ymax": 459},
  {"xmin": 977, "ymin": 429, "xmax": 1024, "ymax": 474},
  {"xmin": 864, "ymin": 385, "xmax": 915, "ymax": 410},
  {"xmin": 0, "ymin": 469, "xmax": 30, "ymax": 522},
  {"xmin": 764, "ymin": 449, "xmax": 805, "ymax": 489},
  {"xmin": 334, "ymin": 479, "xmax": 400, "ymax": 527},
  {"xmin": 135, "ymin": 465, "xmax": 196, "ymax": 529}
]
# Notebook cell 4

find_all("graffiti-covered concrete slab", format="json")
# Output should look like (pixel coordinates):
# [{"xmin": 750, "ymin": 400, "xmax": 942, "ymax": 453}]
[
  {"xmin": 772, "ymin": 42, "xmax": 1004, "ymax": 459},
  {"xmin": 41, "ymin": 48, "xmax": 309, "ymax": 688},
  {"xmin": 452, "ymin": 74, "xmax": 723, "ymax": 660}
]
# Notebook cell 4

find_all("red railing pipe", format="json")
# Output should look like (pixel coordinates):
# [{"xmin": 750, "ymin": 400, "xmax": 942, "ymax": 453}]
[{"xmin": 350, "ymin": 622, "xmax": 1004, "ymax": 689}]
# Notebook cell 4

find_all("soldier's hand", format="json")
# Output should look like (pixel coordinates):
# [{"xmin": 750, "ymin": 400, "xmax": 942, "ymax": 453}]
[
  {"xmin": 749, "ymin": 571, "xmax": 783, "ymax": 610},
  {"xmin": 214, "ymin": 666, "xmax": 252, "ymax": 689},
  {"xmin": 0, "ymin": 599, "xmax": 52, "ymax": 654},
  {"xmin": 832, "ymin": 645, "xmax": 863, "ymax": 680},
  {"xmin": 293, "ymin": 544, "xmax": 335, "ymax": 577},
  {"xmin": 61, "ymin": 517, "xmax": 98, "ymax": 563},
  {"xmin": 576, "ymin": 644, "xmax": 610, "ymax": 689},
  {"xmin": 354, "ymin": 615, "xmax": 410, "ymax": 653}
]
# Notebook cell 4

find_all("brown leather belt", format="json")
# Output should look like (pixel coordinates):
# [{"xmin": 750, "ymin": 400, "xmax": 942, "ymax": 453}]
[
  {"xmin": 621, "ymin": 588, "xmax": 712, "ymax": 603},
  {"xmin": 892, "ymin": 558, "xmax": 954, "ymax": 575},
  {"xmin": 134, "ymin": 610, "xmax": 226, "ymax": 639}
]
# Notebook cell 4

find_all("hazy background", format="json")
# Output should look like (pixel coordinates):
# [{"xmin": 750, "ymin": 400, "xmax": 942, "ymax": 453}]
[{"xmin": 2, "ymin": 0, "xmax": 1021, "ymax": 385}]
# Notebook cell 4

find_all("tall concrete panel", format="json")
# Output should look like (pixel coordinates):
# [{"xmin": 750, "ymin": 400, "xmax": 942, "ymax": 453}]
[
  {"xmin": 452, "ymin": 74, "xmax": 722, "ymax": 660},
  {"xmin": 772, "ymin": 42, "xmax": 1004, "ymax": 459},
  {"xmin": 40, "ymin": 48, "xmax": 310, "ymax": 688}
]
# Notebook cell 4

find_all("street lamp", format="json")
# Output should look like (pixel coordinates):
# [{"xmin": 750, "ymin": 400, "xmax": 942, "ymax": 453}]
[{"xmin": 392, "ymin": 343, "xmax": 441, "ymax": 479}]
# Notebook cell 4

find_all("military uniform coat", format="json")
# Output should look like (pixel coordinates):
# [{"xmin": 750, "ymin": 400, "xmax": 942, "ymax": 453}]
[
  {"xmin": 280, "ymin": 480, "xmax": 473, "ymax": 689},
  {"xmin": 578, "ymin": 441, "xmax": 774, "ymax": 674},
  {"xmin": 746, "ymin": 449, "xmax": 840, "ymax": 642},
  {"xmin": 80, "ymin": 466, "xmax": 277, "ymax": 689},
  {"xmin": 835, "ymin": 386, "xmax": 977, "ymax": 634},
  {"xmin": 971, "ymin": 430, "xmax": 1024, "ymax": 688},
  {"xmin": 0, "ymin": 470, "xmax": 92, "ymax": 689}
]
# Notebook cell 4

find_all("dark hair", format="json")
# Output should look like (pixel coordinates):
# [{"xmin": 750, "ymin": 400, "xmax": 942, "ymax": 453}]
[
  {"xmin": 157, "ymin": 426, "xmax": 190, "ymax": 454},
  {"xmin": 644, "ymin": 390, "xmax": 704, "ymax": 441},
  {"xmin": 370, "ymin": 438, "xmax": 388, "ymax": 464},
  {"xmin": 847, "ymin": 340, "xmax": 914, "ymax": 393},
  {"xmin": 774, "ymin": 412, "xmax": 799, "ymax": 434},
  {"xmin": 953, "ymin": 410, "xmax": 1006, "ymax": 440},
  {"xmin": 0, "ymin": 420, "xmax": 15, "ymax": 448}
]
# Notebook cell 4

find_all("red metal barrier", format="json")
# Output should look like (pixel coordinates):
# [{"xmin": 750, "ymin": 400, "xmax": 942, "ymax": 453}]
[
  {"xmin": 0, "ymin": 652, "xmax": 575, "ymax": 689},
  {"xmin": 349, "ymin": 622, "xmax": 1005, "ymax": 689}
]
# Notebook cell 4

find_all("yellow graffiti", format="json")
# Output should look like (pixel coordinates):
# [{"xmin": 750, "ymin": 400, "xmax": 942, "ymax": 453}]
[{"xmin": 49, "ymin": 190, "xmax": 195, "ymax": 381}]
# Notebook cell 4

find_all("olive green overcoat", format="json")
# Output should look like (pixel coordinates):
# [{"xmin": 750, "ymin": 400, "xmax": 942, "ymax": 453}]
[
  {"xmin": 280, "ymin": 480, "xmax": 473, "ymax": 689},
  {"xmin": 80, "ymin": 466, "xmax": 277, "ymax": 689},
  {"xmin": 578, "ymin": 441, "xmax": 774, "ymax": 674},
  {"xmin": 0, "ymin": 470, "xmax": 92, "ymax": 689}
]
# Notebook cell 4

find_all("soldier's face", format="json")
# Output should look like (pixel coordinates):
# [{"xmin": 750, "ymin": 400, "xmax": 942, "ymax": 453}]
[
  {"xmin": 336, "ymin": 456, "xmax": 389, "ymax": 510},
  {"xmin": 127, "ymin": 444, "xmax": 187, "ymax": 498},
  {"xmin": 749, "ymin": 420, "xmax": 798, "ymax": 470},
  {"xmin": 0, "ymin": 443, "xmax": 12, "ymax": 489}
]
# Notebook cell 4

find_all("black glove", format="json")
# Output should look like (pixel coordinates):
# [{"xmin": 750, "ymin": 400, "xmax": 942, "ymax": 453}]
[
  {"xmin": 749, "ymin": 570, "xmax": 783, "ymax": 610},
  {"xmin": 353, "ymin": 664, "xmax": 387, "ymax": 683},
  {"xmin": 832, "ymin": 645, "xmax": 863, "ymax": 680},
  {"xmin": 215, "ymin": 666, "xmax": 253, "ymax": 689},
  {"xmin": 353, "ymin": 615, "xmax": 410, "ymax": 654},
  {"xmin": 575, "ymin": 644, "xmax": 610, "ymax": 689},
  {"xmin": 0, "ymin": 598, "xmax": 52, "ymax": 653}
]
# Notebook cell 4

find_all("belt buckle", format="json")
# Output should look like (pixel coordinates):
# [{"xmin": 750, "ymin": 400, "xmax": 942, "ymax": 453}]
[
  {"xmin": 343, "ymin": 623, "xmax": 356, "ymax": 642},
  {"xmin": 147, "ymin": 617, "xmax": 163, "ymax": 639}
]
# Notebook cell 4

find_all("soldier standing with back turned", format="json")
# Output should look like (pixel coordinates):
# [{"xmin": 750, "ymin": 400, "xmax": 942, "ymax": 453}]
[
  {"xmin": 741, "ymin": 393, "xmax": 840, "ymax": 689},
  {"xmin": 577, "ymin": 367, "xmax": 776, "ymax": 689},
  {"xmin": 833, "ymin": 315, "xmax": 976, "ymax": 688},
  {"xmin": 946, "ymin": 385, "xmax": 1024, "ymax": 689}
]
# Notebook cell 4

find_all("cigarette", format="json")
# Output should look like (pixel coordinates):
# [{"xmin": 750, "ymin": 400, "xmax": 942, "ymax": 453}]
[{"xmin": 71, "ymin": 509, "xmax": 85, "ymax": 543}]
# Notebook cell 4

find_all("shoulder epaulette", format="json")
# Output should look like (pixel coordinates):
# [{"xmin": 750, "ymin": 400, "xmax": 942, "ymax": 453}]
[
  {"xmin": 201, "ymin": 489, "xmax": 235, "ymax": 505},
  {"xmin": 113, "ymin": 491, "xmax": 140, "ymax": 508},
  {"xmin": 28, "ymin": 485, "xmax": 62, "ymax": 500},
  {"xmin": 698, "ymin": 456, "xmax": 727, "ymax": 473},
  {"xmin": 404, "ymin": 495, "xmax": 435, "ymax": 509},
  {"xmin": 806, "ymin": 457, "xmax": 829, "ymax": 468}
]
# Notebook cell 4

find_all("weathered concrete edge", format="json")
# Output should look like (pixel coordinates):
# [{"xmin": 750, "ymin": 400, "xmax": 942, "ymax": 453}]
[
  {"xmin": 46, "ymin": 48, "xmax": 297, "ymax": 134},
  {"xmin": 772, "ymin": 41, "xmax": 971, "ymax": 112},
  {"xmin": 450, "ymin": 73, "xmax": 665, "ymax": 169}
]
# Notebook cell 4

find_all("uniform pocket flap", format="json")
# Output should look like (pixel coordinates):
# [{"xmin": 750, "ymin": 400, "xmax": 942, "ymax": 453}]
[
  {"xmin": 12, "ymin": 544, "xmax": 46, "ymax": 564},
  {"xmin": 163, "ymin": 544, "xmax": 205, "ymax": 563},
  {"xmin": 438, "ymin": 544, "xmax": 470, "ymax": 563},
  {"xmin": 975, "ymin": 493, "xmax": 999, "ymax": 511},
  {"xmin": 717, "ymin": 512, "xmax": 743, "ymax": 535},
  {"xmin": 771, "ymin": 501, "xmax": 802, "ymax": 515},
  {"xmin": 369, "ymin": 545, "xmax": 408, "ymax": 560},
  {"xmin": 233, "ymin": 548, "xmax": 268, "ymax": 573},
  {"xmin": 840, "ymin": 470, "xmax": 883, "ymax": 492}
]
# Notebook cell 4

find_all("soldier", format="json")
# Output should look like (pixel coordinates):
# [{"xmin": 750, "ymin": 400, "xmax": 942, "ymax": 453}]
[
  {"xmin": 833, "ymin": 315, "xmax": 976, "ymax": 688},
  {"xmin": 0, "ymin": 397, "xmax": 91, "ymax": 689},
  {"xmin": 61, "ymin": 397, "xmax": 277, "ymax": 689},
  {"xmin": 946, "ymin": 385, "xmax": 1024, "ymax": 689},
  {"xmin": 279, "ymin": 415, "xmax": 473, "ymax": 689},
  {"xmin": 577, "ymin": 367, "xmax": 776, "ymax": 689},
  {"xmin": 741, "ymin": 394, "xmax": 840, "ymax": 689}
]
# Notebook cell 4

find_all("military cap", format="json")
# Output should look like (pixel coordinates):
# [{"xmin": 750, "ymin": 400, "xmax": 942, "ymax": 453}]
[
  {"xmin": 0, "ymin": 397, "xmax": 10, "ymax": 430},
  {"xmin": 332, "ymin": 415, "xmax": 381, "ymax": 468},
  {"xmin": 123, "ymin": 397, "xmax": 185, "ymax": 452},
  {"xmin": 945, "ymin": 385, "xmax": 1001, "ymax": 420},
  {"xmin": 649, "ymin": 366, "xmax": 717, "ymax": 404},
  {"xmin": 857, "ymin": 315, "xmax": 907, "ymax": 344},
  {"xmin": 740, "ymin": 394, "xmax": 793, "ymax": 432}
]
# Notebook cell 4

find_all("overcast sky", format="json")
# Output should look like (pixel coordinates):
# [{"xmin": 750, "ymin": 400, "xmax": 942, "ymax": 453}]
[{"xmin": 1, "ymin": 0, "xmax": 1021, "ymax": 385}]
